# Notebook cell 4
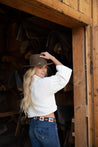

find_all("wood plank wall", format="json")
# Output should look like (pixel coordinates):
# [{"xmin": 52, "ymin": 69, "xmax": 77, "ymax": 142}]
[
  {"xmin": 37, "ymin": 0, "xmax": 91, "ymax": 18},
  {"xmin": 79, "ymin": 0, "xmax": 91, "ymax": 17},
  {"xmin": 63, "ymin": 0, "xmax": 78, "ymax": 10},
  {"xmin": 62, "ymin": 0, "xmax": 91, "ymax": 17},
  {"xmin": 93, "ymin": 0, "xmax": 98, "ymax": 25}
]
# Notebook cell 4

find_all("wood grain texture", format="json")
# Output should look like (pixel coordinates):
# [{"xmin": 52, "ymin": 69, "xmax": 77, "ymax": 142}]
[
  {"xmin": 93, "ymin": 26, "xmax": 98, "ymax": 147},
  {"xmin": 63, "ymin": 0, "xmax": 78, "ymax": 10},
  {"xmin": 85, "ymin": 25, "xmax": 94, "ymax": 147},
  {"xmin": 79, "ymin": 0, "xmax": 91, "ymax": 17},
  {"xmin": 93, "ymin": 0, "xmax": 98, "ymax": 25},
  {"xmin": 73, "ymin": 27, "xmax": 87, "ymax": 147}
]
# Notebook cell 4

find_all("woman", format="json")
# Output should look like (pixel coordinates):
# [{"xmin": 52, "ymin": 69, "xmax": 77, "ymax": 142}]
[{"xmin": 21, "ymin": 52, "xmax": 72, "ymax": 147}]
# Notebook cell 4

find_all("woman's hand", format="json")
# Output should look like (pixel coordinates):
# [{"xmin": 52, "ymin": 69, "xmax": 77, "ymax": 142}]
[
  {"xmin": 40, "ymin": 52, "xmax": 53, "ymax": 60},
  {"xmin": 40, "ymin": 51, "xmax": 62, "ymax": 65}
]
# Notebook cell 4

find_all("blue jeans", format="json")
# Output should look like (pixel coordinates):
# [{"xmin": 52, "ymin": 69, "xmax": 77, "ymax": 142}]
[{"xmin": 29, "ymin": 119, "xmax": 60, "ymax": 147}]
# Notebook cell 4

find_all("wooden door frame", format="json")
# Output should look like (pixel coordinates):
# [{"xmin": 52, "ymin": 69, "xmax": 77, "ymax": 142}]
[
  {"xmin": 0, "ymin": 1, "xmax": 93, "ymax": 147},
  {"xmin": 93, "ymin": 26, "xmax": 98, "ymax": 147},
  {"xmin": 72, "ymin": 26, "xmax": 93, "ymax": 147},
  {"xmin": 72, "ymin": 27, "xmax": 88, "ymax": 147}
]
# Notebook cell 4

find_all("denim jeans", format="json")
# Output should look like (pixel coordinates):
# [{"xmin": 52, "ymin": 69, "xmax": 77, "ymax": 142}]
[{"xmin": 29, "ymin": 119, "xmax": 60, "ymax": 147}]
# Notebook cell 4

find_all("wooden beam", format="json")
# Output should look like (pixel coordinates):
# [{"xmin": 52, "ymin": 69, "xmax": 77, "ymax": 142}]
[
  {"xmin": 35, "ymin": 0, "xmax": 92, "ymax": 25},
  {"xmin": 0, "ymin": 0, "xmax": 92, "ymax": 28},
  {"xmin": 85, "ymin": 25, "xmax": 94, "ymax": 147},
  {"xmin": 72, "ymin": 27, "xmax": 87, "ymax": 147}
]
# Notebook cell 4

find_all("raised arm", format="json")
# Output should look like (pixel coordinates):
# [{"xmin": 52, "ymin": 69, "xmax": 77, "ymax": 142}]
[
  {"xmin": 40, "ymin": 52, "xmax": 72, "ymax": 94},
  {"xmin": 40, "ymin": 52, "xmax": 63, "ymax": 65}
]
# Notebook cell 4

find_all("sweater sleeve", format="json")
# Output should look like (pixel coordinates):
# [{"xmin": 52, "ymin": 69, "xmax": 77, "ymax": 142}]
[{"xmin": 42, "ymin": 65, "xmax": 72, "ymax": 94}]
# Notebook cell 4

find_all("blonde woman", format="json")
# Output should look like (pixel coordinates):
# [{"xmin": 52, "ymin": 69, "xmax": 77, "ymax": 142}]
[{"xmin": 21, "ymin": 52, "xmax": 72, "ymax": 147}]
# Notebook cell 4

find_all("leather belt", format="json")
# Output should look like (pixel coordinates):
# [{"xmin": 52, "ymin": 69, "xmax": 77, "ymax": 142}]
[{"xmin": 29, "ymin": 116, "xmax": 56, "ymax": 123}]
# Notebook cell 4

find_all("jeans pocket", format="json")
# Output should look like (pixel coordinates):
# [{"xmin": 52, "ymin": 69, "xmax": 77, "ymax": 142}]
[{"xmin": 35, "ymin": 126, "xmax": 49, "ymax": 142}]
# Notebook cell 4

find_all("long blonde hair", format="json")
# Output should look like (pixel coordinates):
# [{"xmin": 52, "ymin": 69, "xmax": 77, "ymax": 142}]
[{"xmin": 21, "ymin": 67, "xmax": 36, "ymax": 115}]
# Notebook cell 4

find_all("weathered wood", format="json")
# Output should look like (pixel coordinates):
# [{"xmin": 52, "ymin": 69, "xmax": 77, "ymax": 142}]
[
  {"xmin": 0, "ymin": 0, "xmax": 92, "ymax": 28},
  {"xmin": 79, "ymin": 0, "xmax": 91, "ymax": 17},
  {"xmin": 72, "ymin": 27, "xmax": 87, "ymax": 147},
  {"xmin": 93, "ymin": 0, "xmax": 98, "ymax": 25},
  {"xmin": 63, "ymin": 0, "xmax": 78, "ymax": 10},
  {"xmin": 34, "ymin": 0, "xmax": 92, "ymax": 24},
  {"xmin": 93, "ymin": 26, "xmax": 98, "ymax": 147},
  {"xmin": 93, "ymin": 0, "xmax": 98, "ymax": 145},
  {"xmin": 85, "ymin": 25, "xmax": 94, "ymax": 147}
]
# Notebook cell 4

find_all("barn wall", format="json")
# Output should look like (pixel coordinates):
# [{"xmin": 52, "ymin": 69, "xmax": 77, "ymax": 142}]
[
  {"xmin": 59, "ymin": 0, "xmax": 91, "ymax": 17},
  {"xmin": 93, "ymin": 0, "xmax": 98, "ymax": 25}
]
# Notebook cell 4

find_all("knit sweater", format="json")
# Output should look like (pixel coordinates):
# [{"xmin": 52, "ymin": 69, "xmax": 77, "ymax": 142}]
[{"xmin": 27, "ymin": 65, "xmax": 72, "ymax": 118}]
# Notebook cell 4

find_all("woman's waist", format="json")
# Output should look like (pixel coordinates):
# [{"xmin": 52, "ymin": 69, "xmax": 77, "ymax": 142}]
[
  {"xmin": 42, "ymin": 112, "xmax": 55, "ymax": 118},
  {"xmin": 28, "ymin": 112, "xmax": 55, "ymax": 119}
]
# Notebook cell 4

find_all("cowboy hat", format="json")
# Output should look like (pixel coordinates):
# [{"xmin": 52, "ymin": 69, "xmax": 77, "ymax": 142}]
[{"xmin": 23, "ymin": 54, "xmax": 53, "ymax": 67}]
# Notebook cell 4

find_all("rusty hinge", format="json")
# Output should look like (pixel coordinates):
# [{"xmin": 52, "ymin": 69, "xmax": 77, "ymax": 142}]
[{"xmin": 90, "ymin": 61, "xmax": 93, "ymax": 74}]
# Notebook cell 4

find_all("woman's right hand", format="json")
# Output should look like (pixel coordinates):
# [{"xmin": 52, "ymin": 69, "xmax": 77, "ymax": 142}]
[
  {"xmin": 40, "ymin": 51, "xmax": 62, "ymax": 65},
  {"xmin": 40, "ymin": 52, "xmax": 53, "ymax": 60}
]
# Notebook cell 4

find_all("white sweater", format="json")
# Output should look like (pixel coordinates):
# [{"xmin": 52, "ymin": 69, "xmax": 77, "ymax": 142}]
[{"xmin": 27, "ymin": 65, "xmax": 72, "ymax": 118}]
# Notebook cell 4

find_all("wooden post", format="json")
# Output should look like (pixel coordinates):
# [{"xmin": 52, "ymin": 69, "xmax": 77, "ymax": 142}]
[
  {"xmin": 72, "ymin": 27, "xmax": 87, "ymax": 147},
  {"xmin": 92, "ymin": 0, "xmax": 98, "ymax": 146},
  {"xmin": 85, "ymin": 25, "xmax": 94, "ymax": 147},
  {"xmin": 93, "ymin": 26, "xmax": 98, "ymax": 147}
]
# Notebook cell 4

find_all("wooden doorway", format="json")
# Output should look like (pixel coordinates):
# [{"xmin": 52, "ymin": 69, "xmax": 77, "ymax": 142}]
[{"xmin": 0, "ymin": 2, "xmax": 93, "ymax": 147}]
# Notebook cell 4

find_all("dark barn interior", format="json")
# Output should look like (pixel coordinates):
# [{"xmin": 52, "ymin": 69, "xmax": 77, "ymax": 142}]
[{"xmin": 0, "ymin": 3, "xmax": 74, "ymax": 147}]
